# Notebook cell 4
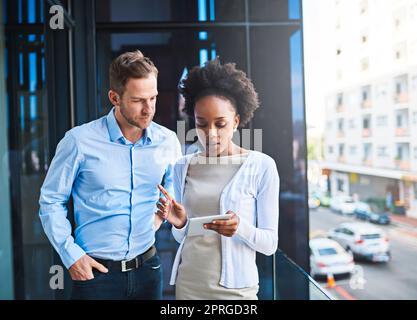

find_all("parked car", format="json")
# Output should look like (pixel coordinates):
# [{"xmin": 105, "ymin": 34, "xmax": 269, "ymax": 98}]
[
  {"xmin": 308, "ymin": 196, "xmax": 321, "ymax": 210},
  {"xmin": 316, "ymin": 192, "xmax": 331, "ymax": 207},
  {"xmin": 328, "ymin": 222, "xmax": 391, "ymax": 262},
  {"xmin": 354, "ymin": 202, "xmax": 391, "ymax": 225},
  {"xmin": 319, "ymin": 195, "xmax": 331, "ymax": 207},
  {"xmin": 310, "ymin": 238, "xmax": 355, "ymax": 278},
  {"xmin": 370, "ymin": 212, "xmax": 391, "ymax": 225},
  {"xmin": 330, "ymin": 196, "xmax": 357, "ymax": 215},
  {"xmin": 310, "ymin": 190, "xmax": 331, "ymax": 208}
]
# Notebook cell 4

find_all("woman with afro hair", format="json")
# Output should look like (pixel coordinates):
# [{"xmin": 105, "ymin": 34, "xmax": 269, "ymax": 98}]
[{"xmin": 156, "ymin": 59, "xmax": 280, "ymax": 300}]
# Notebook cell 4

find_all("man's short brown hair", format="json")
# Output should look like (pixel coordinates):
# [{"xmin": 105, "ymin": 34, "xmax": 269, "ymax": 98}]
[{"xmin": 109, "ymin": 50, "xmax": 158, "ymax": 96}]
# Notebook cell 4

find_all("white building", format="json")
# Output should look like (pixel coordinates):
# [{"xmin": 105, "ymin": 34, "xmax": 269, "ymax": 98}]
[{"xmin": 322, "ymin": 0, "xmax": 417, "ymax": 217}]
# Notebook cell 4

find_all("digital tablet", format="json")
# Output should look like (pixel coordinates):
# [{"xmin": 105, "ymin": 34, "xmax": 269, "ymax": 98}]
[{"xmin": 187, "ymin": 214, "xmax": 232, "ymax": 237}]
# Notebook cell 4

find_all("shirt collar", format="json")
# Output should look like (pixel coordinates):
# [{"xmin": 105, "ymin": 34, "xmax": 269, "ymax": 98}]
[
  {"xmin": 106, "ymin": 107, "xmax": 153, "ymax": 145},
  {"xmin": 106, "ymin": 107, "xmax": 124, "ymax": 143},
  {"xmin": 143, "ymin": 122, "xmax": 154, "ymax": 145}
]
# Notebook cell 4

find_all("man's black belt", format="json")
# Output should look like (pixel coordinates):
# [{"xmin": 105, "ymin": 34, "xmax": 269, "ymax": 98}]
[{"xmin": 93, "ymin": 245, "xmax": 156, "ymax": 272}]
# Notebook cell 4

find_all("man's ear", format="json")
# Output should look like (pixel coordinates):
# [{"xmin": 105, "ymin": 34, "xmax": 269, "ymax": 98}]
[{"xmin": 108, "ymin": 90, "xmax": 120, "ymax": 106}]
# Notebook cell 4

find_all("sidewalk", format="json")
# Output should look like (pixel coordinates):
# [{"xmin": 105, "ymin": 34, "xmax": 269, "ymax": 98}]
[
  {"xmin": 390, "ymin": 214, "xmax": 417, "ymax": 230},
  {"xmin": 389, "ymin": 215, "xmax": 417, "ymax": 240}
]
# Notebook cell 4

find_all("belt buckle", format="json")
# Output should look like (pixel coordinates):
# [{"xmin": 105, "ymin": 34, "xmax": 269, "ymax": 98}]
[{"xmin": 121, "ymin": 258, "xmax": 138, "ymax": 272}]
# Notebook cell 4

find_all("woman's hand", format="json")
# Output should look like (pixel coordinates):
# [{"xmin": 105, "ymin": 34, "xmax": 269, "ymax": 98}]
[
  {"xmin": 204, "ymin": 211, "xmax": 240, "ymax": 237},
  {"xmin": 156, "ymin": 184, "xmax": 187, "ymax": 229}
]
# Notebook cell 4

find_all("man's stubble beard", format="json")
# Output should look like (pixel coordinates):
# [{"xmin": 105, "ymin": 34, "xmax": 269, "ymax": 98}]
[{"xmin": 119, "ymin": 103, "xmax": 153, "ymax": 130}]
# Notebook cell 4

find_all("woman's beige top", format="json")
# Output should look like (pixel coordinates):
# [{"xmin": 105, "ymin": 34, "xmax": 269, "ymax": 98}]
[{"xmin": 175, "ymin": 152, "xmax": 259, "ymax": 300}]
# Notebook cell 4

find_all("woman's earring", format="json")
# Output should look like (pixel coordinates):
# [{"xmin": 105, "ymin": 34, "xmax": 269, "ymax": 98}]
[{"xmin": 233, "ymin": 127, "xmax": 237, "ymax": 132}]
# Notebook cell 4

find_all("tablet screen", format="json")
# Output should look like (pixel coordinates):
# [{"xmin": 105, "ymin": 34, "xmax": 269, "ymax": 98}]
[{"xmin": 187, "ymin": 214, "xmax": 231, "ymax": 237}]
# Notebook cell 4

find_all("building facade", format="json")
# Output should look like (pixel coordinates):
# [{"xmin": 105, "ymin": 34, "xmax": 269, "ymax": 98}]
[{"xmin": 323, "ymin": 0, "xmax": 417, "ymax": 218}]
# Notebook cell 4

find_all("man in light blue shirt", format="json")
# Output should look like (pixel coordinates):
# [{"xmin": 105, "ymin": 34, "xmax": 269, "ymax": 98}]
[{"xmin": 39, "ymin": 50, "xmax": 182, "ymax": 300}]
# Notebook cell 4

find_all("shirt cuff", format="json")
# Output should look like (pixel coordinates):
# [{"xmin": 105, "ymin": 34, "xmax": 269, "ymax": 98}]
[
  {"xmin": 60, "ymin": 242, "xmax": 86, "ymax": 269},
  {"xmin": 172, "ymin": 219, "xmax": 189, "ymax": 232}
]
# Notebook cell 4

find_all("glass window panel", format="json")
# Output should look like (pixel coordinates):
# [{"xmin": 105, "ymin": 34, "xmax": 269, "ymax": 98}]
[
  {"xmin": 6, "ymin": 31, "xmax": 51, "ymax": 298},
  {"xmin": 249, "ymin": 0, "xmax": 300, "ymax": 22},
  {"xmin": 95, "ymin": 0, "xmax": 246, "ymax": 23},
  {"xmin": 6, "ymin": 0, "xmax": 44, "ymax": 24}
]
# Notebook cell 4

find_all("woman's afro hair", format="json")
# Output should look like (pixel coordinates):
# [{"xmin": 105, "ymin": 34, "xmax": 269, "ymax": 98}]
[{"xmin": 179, "ymin": 59, "xmax": 260, "ymax": 127}]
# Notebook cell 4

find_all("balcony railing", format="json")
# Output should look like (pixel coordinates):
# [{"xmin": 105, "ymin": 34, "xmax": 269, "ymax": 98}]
[
  {"xmin": 395, "ymin": 127, "xmax": 409, "ymax": 137},
  {"xmin": 394, "ymin": 92, "xmax": 409, "ymax": 104},
  {"xmin": 362, "ymin": 128, "xmax": 372, "ymax": 137},
  {"xmin": 361, "ymin": 100, "xmax": 372, "ymax": 109},
  {"xmin": 336, "ymin": 105, "xmax": 345, "ymax": 113},
  {"xmin": 363, "ymin": 158, "xmax": 373, "ymax": 166},
  {"xmin": 395, "ymin": 159, "xmax": 410, "ymax": 170},
  {"xmin": 337, "ymin": 156, "xmax": 346, "ymax": 163},
  {"xmin": 275, "ymin": 250, "xmax": 333, "ymax": 300}
]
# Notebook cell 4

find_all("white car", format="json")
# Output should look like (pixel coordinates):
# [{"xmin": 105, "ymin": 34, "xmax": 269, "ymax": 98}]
[
  {"xmin": 308, "ymin": 197, "xmax": 320, "ymax": 210},
  {"xmin": 328, "ymin": 222, "xmax": 391, "ymax": 262},
  {"xmin": 330, "ymin": 196, "xmax": 357, "ymax": 215},
  {"xmin": 310, "ymin": 238, "xmax": 355, "ymax": 278}
]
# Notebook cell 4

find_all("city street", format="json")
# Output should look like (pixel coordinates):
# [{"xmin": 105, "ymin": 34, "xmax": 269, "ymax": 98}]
[{"xmin": 310, "ymin": 207, "xmax": 417, "ymax": 300}]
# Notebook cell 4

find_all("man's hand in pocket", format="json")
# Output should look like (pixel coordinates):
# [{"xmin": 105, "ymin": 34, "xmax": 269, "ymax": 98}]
[{"xmin": 69, "ymin": 255, "xmax": 108, "ymax": 281}]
